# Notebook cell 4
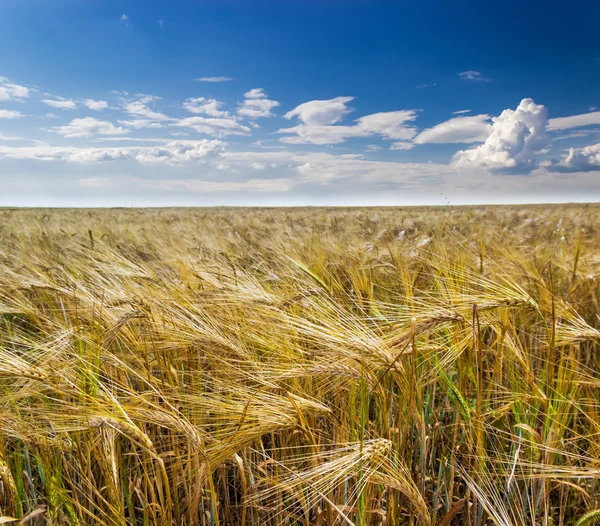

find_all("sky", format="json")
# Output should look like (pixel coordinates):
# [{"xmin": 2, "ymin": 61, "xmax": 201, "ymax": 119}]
[{"xmin": 0, "ymin": 0, "xmax": 599, "ymax": 207}]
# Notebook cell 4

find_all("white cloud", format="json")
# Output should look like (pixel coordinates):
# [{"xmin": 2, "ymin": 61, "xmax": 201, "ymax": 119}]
[
  {"xmin": 548, "ymin": 111, "xmax": 600, "ymax": 131},
  {"xmin": 452, "ymin": 98, "xmax": 548, "ymax": 173},
  {"xmin": 237, "ymin": 88, "xmax": 279, "ymax": 119},
  {"xmin": 453, "ymin": 109, "xmax": 471, "ymax": 115},
  {"xmin": 83, "ymin": 99, "xmax": 109, "ymax": 111},
  {"xmin": 158, "ymin": 19, "xmax": 165, "ymax": 28},
  {"xmin": 54, "ymin": 117, "xmax": 129, "ymax": 138},
  {"xmin": 183, "ymin": 97, "xmax": 229, "ymax": 117},
  {"xmin": 195, "ymin": 77, "xmax": 233, "ymax": 83},
  {"xmin": 278, "ymin": 109, "xmax": 418, "ymax": 145},
  {"xmin": 42, "ymin": 98, "xmax": 77, "ymax": 110},
  {"xmin": 556, "ymin": 143, "xmax": 600, "ymax": 172},
  {"xmin": 172, "ymin": 116, "xmax": 251, "ymax": 137},
  {"xmin": 120, "ymin": 14, "xmax": 129, "ymax": 23},
  {"xmin": 118, "ymin": 119, "xmax": 164, "ymax": 129},
  {"xmin": 414, "ymin": 115, "xmax": 492, "ymax": 144},
  {"xmin": 365, "ymin": 144, "xmax": 381, "ymax": 152},
  {"xmin": 0, "ymin": 110, "xmax": 23, "ymax": 119},
  {"xmin": 284, "ymin": 96, "xmax": 354, "ymax": 126},
  {"xmin": 134, "ymin": 139, "xmax": 225, "ymax": 164},
  {"xmin": 0, "ymin": 77, "xmax": 30, "ymax": 101},
  {"xmin": 459, "ymin": 70, "xmax": 490, "ymax": 82},
  {"xmin": 122, "ymin": 95, "xmax": 170, "ymax": 121},
  {"xmin": 390, "ymin": 142, "xmax": 415, "ymax": 150},
  {"xmin": 278, "ymin": 124, "xmax": 366, "ymax": 145},
  {"xmin": 355, "ymin": 111, "xmax": 418, "ymax": 140},
  {"xmin": 0, "ymin": 139, "xmax": 223, "ymax": 165}
]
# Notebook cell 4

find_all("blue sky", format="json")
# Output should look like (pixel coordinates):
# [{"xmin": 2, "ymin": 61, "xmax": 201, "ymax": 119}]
[{"xmin": 0, "ymin": 0, "xmax": 599, "ymax": 206}]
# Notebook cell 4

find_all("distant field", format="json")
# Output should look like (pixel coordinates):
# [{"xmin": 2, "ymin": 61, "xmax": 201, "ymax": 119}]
[{"xmin": 1, "ymin": 205, "xmax": 600, "ymax": 525}]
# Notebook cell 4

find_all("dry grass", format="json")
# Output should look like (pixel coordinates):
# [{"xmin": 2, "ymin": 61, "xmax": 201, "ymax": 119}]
[{"xmin": 0, "ymin": 204, "xmax": 599, "ymax": 525}]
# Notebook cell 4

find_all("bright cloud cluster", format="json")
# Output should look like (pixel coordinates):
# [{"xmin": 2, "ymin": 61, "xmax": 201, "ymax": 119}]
[
  {"xmin": 237, "ymin": 88, "xmax": 279, "ymax": 119},
  {"xmin": 558, "ymin": 143, "xmax": 600, "ymax": 172},
  {"xmin": 452, "ymin": 98, "xmax": 548, "ymax": 173},
  {"xmin": 183, "ymin": 97, "xmax": 229, "ymax": 117}
]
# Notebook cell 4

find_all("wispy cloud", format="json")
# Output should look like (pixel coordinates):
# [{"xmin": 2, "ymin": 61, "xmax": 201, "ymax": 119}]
[
  {"xmin": 120, "ymin": 14, "xmax": 129, "ymax": 24},
  {"xmin": 459, "ymin": 70, "xmax": 491, "ymax": 82},
  {"xmin": 548, "ymin": 111, "xmax": 600, "ymax": 131},
  {"xmin": 195, "ymin": 76, "xmax": 233, "ymax": 83},
  {"xmin": 41, "ymin": 97, "xmax": 77, "ymax": 110},
  {"xmin": 280, "ymin": 97, "xmax": 417, "ymax": 146},
  {"xmin": 414, "ymin": 114, "xmax": 491, "ymax": 144},
  {"xmin": 0, "ymin": 110, "xmax": 24, "ymax": 119},
  {"xmin": 0, "ymin": 77, "xmax": 30, "ymax": 101}
]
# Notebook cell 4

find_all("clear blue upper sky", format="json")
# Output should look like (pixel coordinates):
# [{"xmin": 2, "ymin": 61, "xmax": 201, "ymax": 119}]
[{"xmin": 0, "ymin": 0, "xmax": 599, "ymax": 206}]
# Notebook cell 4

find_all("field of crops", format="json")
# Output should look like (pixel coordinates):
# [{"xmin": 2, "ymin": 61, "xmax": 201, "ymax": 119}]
[{"xmin": 1, "ymin": 205, "xmax": 600, "ymax": 525}]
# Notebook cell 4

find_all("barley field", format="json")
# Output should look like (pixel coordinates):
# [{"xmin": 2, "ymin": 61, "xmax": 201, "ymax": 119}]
[{"xmin": 1, "ymin": 204, "xmax": 600, "ymax": 526}]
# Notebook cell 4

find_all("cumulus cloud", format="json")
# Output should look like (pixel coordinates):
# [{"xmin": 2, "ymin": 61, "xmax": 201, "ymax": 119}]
[
  {"xmin": 278, "ymin": 108, "xmax": 418, "ymax": 146},
  {"xmin": 195, "ymin": 76, "xmax": 233, "ymax": 83},
  {"xmin": 172, "ymin": 116, "xmax": 251, "ymax": 137},
  {"xmin": 134, "ymin": 139, "xmax": 225, "ymax": 164},
  {"xmin": 54, "ymin": 117, "xmax": 129, "ymax": 138},
  {"xmin": 414, "ymin": 115, "xmax": 492, "ymax": 144},
  {"xmin": 548, "ymin": 111, "xmax": 600, "ymax": 131},
  {"xmin": 390, "ymin": 142, "xmax": 415, "ymax": 150},
  {"xmin": 0, "ymin": 139, "xmax": 224, "ymax": 165},
  {"xmin": 83, "ymin": 99, "xmax": 109, "ymax": 111},
  {"xmin": 237, "ymin": 88, "xmax": 279, "ymax": 119},
  {"xmin": 452, "ymin": 98, "xmax": 548, "ymax": 173},
  {"xmin": 556, "ymin": 143, "xmax": 600, "ymax": 172},
  {"xmin": 183, "ymin": 97, "xmax": 229, "ymax": 117},
  {"xmin": 122, "ymin": 95, "xmax": 170, "ymax": 121},
  {"xmin": 459, "ymin": 70, "xmax": 490, "ymax": 82},
  {"xmin": 284, "ymin": 96, "xmax": 354, "ymax": 126},
  {"xmin": 42, "ymin": 97, "xmax": 77, "ymax": 110},
  {"xmin": 0, "ymin": 77, "xmax": 30, "ymax": 101},
  {"xmin": 356, "ymin": 111, "xmax": 418, "ymax": 141},
  {"xmin": 0, "ymin": 110, "xmax": 23, "ymax": 119},
  {"xmin": 118, "ymin": 119, "xmax": 165, "ymax": 129},
  {"xmin": 278, "ymin": 124, "xmax": 367, "ymax": 145}
]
